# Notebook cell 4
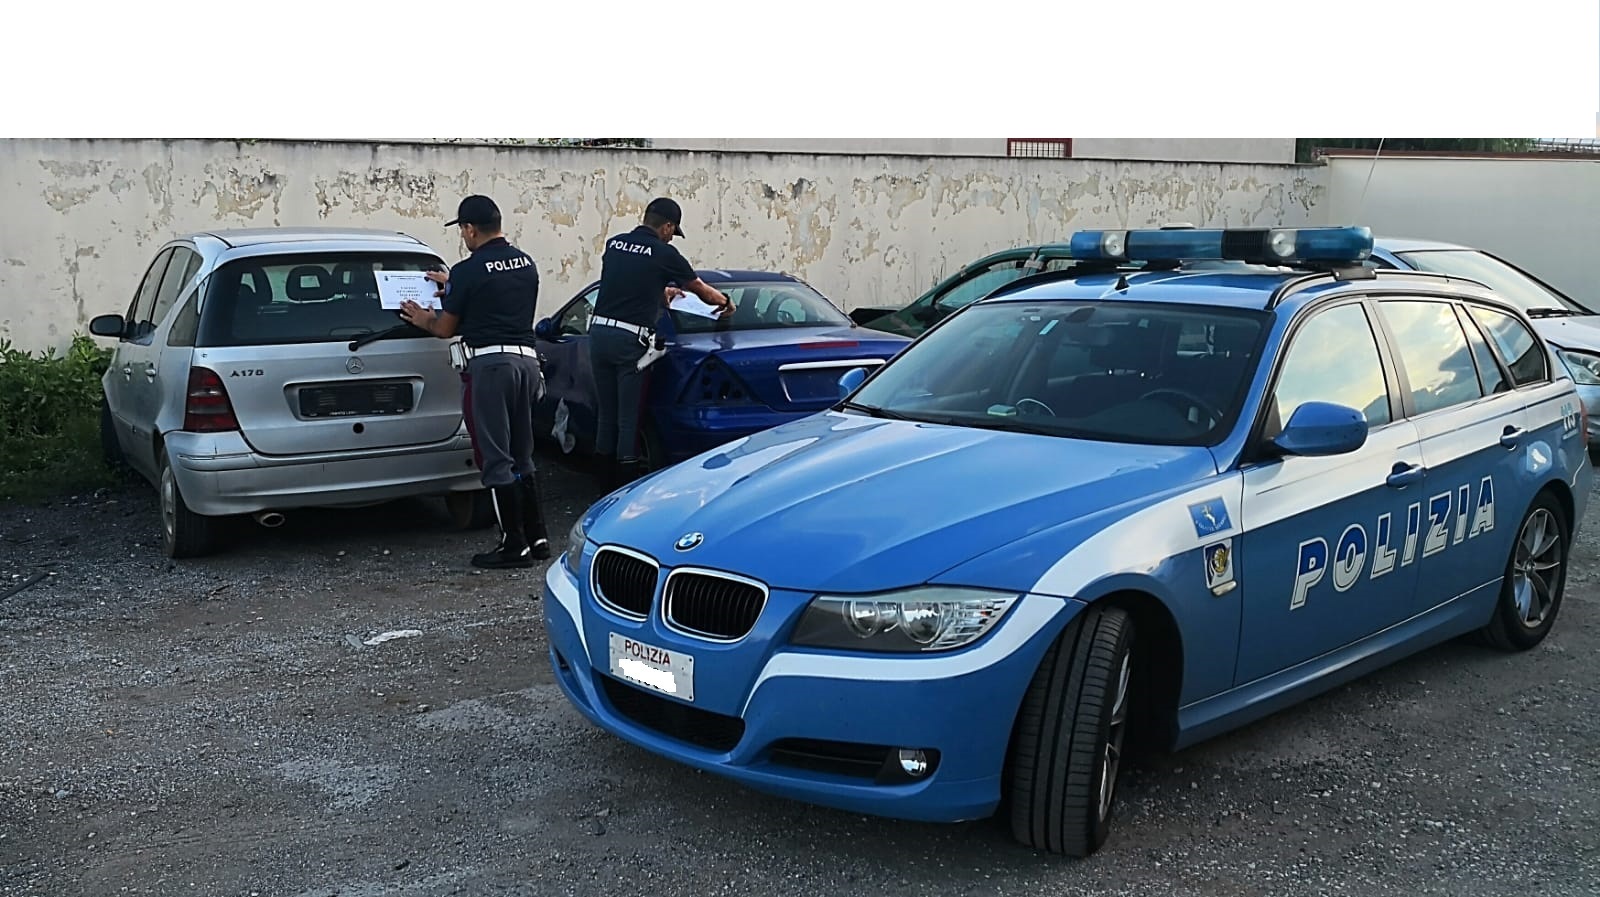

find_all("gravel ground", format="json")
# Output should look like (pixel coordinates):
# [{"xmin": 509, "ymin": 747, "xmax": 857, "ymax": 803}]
[{"xmin": 2, "ymin": 457, "xmax": 1597, "ymax": 897}]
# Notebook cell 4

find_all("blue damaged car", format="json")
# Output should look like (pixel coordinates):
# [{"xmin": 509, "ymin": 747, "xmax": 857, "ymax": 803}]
[{"xmin": 542, "ymin": 226, "xmax": 1592, "ymax": 857}]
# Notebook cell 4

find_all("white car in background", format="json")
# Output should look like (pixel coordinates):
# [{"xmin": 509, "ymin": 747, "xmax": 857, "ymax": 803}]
[{"xmin": 1370, "ymin": 237, "xmax": 1600, "ymax": 462}]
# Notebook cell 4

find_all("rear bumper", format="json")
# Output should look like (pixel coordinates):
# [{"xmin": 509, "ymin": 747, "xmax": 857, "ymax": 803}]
[{"xmin": 164, "ymin": 429, "xmax": 481, "ymax": 516}]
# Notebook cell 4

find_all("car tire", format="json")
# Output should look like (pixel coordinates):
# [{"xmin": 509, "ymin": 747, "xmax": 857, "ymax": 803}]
[
  {"xmin": 445, "ymin": 489, "xmax": 496, "ymax": 530},
  {"xmin": 1006, "ymin": 602, "xmax": 1136, "ymax": 858},
  {"xmin": 158, "ymin": 450, "xmax": 219, "ymax": 559},
  {"xmin": 1588, "ymin": 445, "xmax": 1600, "ymax": 467},
  {"xmin": 100, "ymin": 397, "xmax": 128, "ymax": 474},
  {"xmin": 1476, "ymin": 490, "xmax": 1569, "ymax": 652}
]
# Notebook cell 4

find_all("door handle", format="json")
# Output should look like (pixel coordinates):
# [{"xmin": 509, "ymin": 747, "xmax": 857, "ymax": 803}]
[
  {"xmin": 144, "ymin": 365, "xmax": 158, "ymax": 379},
  {"xmin": 122, "ymin": 363, "xmax": 132, "ymax": 378},
  {"xmin": 1386, "ymin": 462, "xmax": 1424, "ymax": 489},
  {"xmin": 1499, "ymin": 426, "xmax": 1525, "ymax": 449}
]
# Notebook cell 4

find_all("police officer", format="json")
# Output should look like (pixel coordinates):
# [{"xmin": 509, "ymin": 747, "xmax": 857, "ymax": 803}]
[
  {"xmin": 399, "ymin": 195, "xmax": 550, "ymax": 569},
  {"xmin": 590, "ymin": 197, "xmax": 732, "ymax": 487}
]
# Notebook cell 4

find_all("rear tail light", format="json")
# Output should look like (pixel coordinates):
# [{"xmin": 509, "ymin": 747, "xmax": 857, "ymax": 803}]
[
  {"xmin": 684, "ymin": 356, "xmax": 756, "ymax": 405},
  {"xmin": 184, "ymin": 367, "xmax": 239, "ymax": 432}
]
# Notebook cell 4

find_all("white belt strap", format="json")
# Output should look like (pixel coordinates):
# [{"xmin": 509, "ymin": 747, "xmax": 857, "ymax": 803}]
[
  {"xmin": 466, "ymin": 344, "xmax": 539, "ymax": 359},
  {"xmin": 592, "ymin": 316, "xmax": 653, "ymax": 338}
]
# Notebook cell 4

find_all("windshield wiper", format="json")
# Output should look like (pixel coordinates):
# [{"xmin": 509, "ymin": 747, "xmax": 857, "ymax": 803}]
[
  {"xmin": 838, "ymin": 400, "xmax": 915, "ymax": 420},
  {"xmin": 348, "ymin": 322, "xmax": 425, "ymax": 351},
  {"xmin": 1524, "ymin": 307, "xmax": 1583, "ymax": 319}
]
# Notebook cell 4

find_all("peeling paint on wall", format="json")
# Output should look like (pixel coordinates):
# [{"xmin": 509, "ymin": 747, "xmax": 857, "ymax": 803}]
[{"xmin": 0, "ymin": 139, "xmax": 1328, "ymax": 353}]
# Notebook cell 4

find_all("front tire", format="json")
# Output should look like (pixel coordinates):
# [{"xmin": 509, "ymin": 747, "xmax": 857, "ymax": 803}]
[
  {"xmin": 159, "ymin": 451, "xmax": 219, "ymax": 559},
  {"xmin": 1007, "ymin": 603, "xmax": 1136, "ymax": 857},
  {"xmin": 1477, "ymin": 491, "xmax": 1569, "ymax": 651}
]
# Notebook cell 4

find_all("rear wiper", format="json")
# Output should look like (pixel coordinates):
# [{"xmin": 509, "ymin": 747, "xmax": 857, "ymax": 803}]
[
  {"xmin": 348, "ymin": 322, "xmax": 425, "ymax": 351},
  {"xmin": 1524, "ymin": 307, "xmax": 1583, "ymax": 319},
  {"xmin": 839, "ymin": 400, "xmax": 914, "ymax": 420}
]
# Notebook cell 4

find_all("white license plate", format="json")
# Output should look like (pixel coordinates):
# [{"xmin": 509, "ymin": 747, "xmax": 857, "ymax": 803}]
[{"xmin": 608, "ymin": 632, "xmax": 695, "ymax": 702}]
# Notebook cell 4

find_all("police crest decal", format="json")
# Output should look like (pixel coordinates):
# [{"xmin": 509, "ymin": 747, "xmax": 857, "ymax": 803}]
[{"xmin": 1204, "ymin": 539, "xmax": 1235, "ymax": 592}]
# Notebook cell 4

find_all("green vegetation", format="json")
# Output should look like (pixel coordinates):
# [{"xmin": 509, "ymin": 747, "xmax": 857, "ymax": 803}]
[{"xmin": 0, "ymin": 335, "xmax": 118, "ymax": 503}]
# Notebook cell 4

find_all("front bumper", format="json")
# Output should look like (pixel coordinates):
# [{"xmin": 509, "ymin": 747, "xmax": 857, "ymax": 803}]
[
  {"xmin": 165, "ymin": 429, "xmax": 481, "ymax": 516},
  {"xmin": 540, "ymin": 558, "xmax": 1077, "ymax": 823}
]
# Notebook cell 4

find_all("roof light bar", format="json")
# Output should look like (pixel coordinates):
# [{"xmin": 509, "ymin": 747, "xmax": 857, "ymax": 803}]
[{"xmin": 1068, "ymin": 226, "xmax": 1373, "ymax": 266}]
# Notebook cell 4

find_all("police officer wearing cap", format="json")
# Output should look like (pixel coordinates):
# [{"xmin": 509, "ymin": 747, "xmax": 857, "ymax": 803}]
[
  {"xmin": 399, "ymin": 195, "xmax": 551, "ymax": 569},
  {"xmin": 590, "ymin": 197, "xmax": 732, "ymax": 487}
]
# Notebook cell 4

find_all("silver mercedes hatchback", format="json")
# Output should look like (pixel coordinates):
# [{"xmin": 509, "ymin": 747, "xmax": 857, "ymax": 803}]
[{"xmin": 90, "ymin": 227, "xmax": 490, "ymax": 558}]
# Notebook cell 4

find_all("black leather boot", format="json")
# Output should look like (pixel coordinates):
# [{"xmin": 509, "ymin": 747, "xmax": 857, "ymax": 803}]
[
  {"xmin": 518, "ymin": 474, "xmax": 552, "ymax": 560},
  {"xmin": 472, "ymin": 484, "xmax": 533, "ymax": 569}
]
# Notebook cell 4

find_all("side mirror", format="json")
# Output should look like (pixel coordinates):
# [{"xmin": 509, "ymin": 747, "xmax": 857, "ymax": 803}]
[
  {"xmin": 838, "ymin": 367, "xmax": 868, "ymax": 399},
  {"xmin": 533, "ymin": 318, "xmax": 554, "ymax": 340},
  {"xmin": 1272, "ymin": 401, "xmax": 1368, "ymax": 457},
  {"xmin": 89, "ymin": 314, "xmax": 125, "ymax": 338}
]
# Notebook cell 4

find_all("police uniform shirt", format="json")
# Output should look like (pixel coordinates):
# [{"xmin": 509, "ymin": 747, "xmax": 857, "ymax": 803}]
[
  {"xmin": 595, "ymin": 225, "xmax": 697, "ymax": 328},
  {"xmin": 441, "ymin": 237, "xmax": 540, "ymax": 348}
]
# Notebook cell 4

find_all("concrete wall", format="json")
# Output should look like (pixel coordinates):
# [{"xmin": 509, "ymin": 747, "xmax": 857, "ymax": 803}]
[
  {"xmin": 652, "ymin": 138, "xmax": 1298, "ymax": 164},
  {"xmin": 1321, "ymin": 154, "xmax": 1600, "ymax": 304},
  {"xmin": 0, "ymin": 139, "xmax": 1326, "ymax": 354}
]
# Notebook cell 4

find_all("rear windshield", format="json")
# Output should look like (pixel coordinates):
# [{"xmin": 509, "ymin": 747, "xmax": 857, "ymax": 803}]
[
  {"xmin": 671, "ymin": 280, "xmax": 851, "ymax": 334},
  {"xmin": 197, "ymin": 252, "xmax": 440, "ymax": 347}
]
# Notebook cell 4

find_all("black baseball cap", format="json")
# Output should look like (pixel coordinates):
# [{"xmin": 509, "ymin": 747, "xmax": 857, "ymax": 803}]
[
  {"xmin": 445, "ymin": 194, "xmax": 501, "ymax": 228},
  {"xmin": 646, "ymin": 197, "xmax": 686, "ymax": 237}
]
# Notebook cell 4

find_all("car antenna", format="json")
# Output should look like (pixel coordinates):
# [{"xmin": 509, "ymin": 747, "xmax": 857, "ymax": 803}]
[{"xmin": 1114, "ymin": 274, "xmax": 1129, "ymax": 292}]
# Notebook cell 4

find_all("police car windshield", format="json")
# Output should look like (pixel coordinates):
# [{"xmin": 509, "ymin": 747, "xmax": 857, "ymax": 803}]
[
  {"xmin": 671, "ymin": 281, "xmax": 851, "ymax": 334},
  {"xmin": 197, "ymin": 253, "xmax": 437, "ymax": 347},
  {"xmin": 845, "ymin": 301, "xmax": 1267, "ymax": 446}
]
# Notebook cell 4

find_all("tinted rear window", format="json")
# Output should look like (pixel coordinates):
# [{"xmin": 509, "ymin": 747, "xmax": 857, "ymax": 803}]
[
  {"xmin": 197, "ymin": 252, "xmax": 439, "ymax": 347},
  {"xmin": 671, "ymin": 281, "xmax": 850, "ymax": 334}
]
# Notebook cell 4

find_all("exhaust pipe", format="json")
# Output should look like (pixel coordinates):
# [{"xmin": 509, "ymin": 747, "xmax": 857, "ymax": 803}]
[{"xmin": 254, "ymin": 511, "xmax": 286, "ymax": 528}]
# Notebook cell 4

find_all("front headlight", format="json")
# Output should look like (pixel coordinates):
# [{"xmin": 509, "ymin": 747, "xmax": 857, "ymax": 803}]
[
  {"xmin": 560, "ymin": 514, "xmax": 588, "ymax": 577},
  {"xmin": 790, "ymin": 587, "xmax": 1019, "ymax": 653},
  {"xmin": 1558, "ymin": 349, "xmax": 1600, "ymax": 386}
]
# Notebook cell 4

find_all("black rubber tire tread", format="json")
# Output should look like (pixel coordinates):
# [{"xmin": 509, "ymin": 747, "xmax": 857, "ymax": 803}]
[
  {"xmin": 446, "ymin": 490, "xmax": 497, "ymax": 531},
  {"xmin": 1007, "ymin": 602, "xmax": 1135, "ymax": 857},
  {"xmin": 160, "ymin": 452, "xmax": 219, "ymax": 559},
  {"xmin": 1476, "ymin": 490, "xmax": 1568, "ymax": 652}
]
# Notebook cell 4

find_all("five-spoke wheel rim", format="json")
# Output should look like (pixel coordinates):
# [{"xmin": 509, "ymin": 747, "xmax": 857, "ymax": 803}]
[
  {"xmin": 160, "ymin": 465, "xmax": 177, "ymax": 547},
  {"xmin": 1099, "ymin": 649, "xmax": 1133, "ymax": 821},
  {"xmin": 1512, "ymin": 507, "xmax": 1563, "ymax": 630}
]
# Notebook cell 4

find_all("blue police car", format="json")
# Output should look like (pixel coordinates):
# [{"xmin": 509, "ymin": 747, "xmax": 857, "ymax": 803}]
[{"xmin": 542, "ymin": 226, "xmax": 1592, "ymax": 857}]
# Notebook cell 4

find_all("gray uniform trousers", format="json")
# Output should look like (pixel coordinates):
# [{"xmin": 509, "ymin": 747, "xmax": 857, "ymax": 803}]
[
  {"xmin": 464, "ymin": 352, "xmax": 542, "ymax": 488},
  {"xmin": 589, "ymin": 323, "xmax": 649, "ymax": 462}
]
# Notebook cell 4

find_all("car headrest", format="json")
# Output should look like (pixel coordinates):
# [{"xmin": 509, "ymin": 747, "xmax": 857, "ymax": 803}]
[
  {"xmin": 333, "ymin": 262, "xmax": 378, "ymax": 296},
  {"xmin": 1089, "ymin": 324, "xmax": 1162, "ymax": 372},
  {"xmin": 286, "ymin": 266, "xmax": 336, "ymax": 301}
]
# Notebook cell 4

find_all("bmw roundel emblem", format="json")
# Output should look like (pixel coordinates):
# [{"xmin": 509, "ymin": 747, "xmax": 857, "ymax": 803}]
[{"xmin": 675, "ymin": 532, "xmax": 704, "ymax": 552}]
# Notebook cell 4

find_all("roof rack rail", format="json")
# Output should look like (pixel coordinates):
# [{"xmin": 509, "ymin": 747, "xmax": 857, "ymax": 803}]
[{"xmin": 1265, "ymin": 267, "xmax": 1493, "ymax": 310}]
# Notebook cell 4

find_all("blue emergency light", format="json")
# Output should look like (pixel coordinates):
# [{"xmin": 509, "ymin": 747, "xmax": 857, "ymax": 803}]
[{"xmin": 1069, "ymin": 226, "xmax": 1374, "ymax": 266}]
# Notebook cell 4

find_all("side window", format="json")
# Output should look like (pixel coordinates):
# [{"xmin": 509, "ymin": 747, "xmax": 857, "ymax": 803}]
[
  {"xmin": 149, "ymin": 248, "xmax": 200, "ymax": 330},
  {"xmin": 557, "ymin": 288, "xmax": 597, "ymax": 336},
  {"xmin": 932, "ymin": 262, "xmax": 1031, "ymax": 312},
  {"xmin": 1269, "ymin": 303, "xmax": 1392, "ymax": 436},
  {"xmin": 1378, "ymin": 299, "xmax": 1486, "ymax": 415},
  {"xmin": 129, "ymin": 248, "xmax": 176, "ymax": 341},
  {"xmin": 1467, "ymin": 305, "xmax": 1548, "ymax": 387},
  {"xmin": 1456, "ymin": 306, "xmax": 1509, "ymax": 395}
]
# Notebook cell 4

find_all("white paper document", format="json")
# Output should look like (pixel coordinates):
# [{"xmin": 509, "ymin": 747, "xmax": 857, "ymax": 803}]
[
  {"xmin": 670, "ymin": 294, "xmax": 723, "ymax": 319},
  {"xmin": 375, "ymin": 271, "xmax": 441, "ymax": 310}
]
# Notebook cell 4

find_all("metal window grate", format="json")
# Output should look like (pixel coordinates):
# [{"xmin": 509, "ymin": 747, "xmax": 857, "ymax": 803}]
[{"xmin": 1006, "ymin": 138, "xmax": 1073, "ymax": 158}]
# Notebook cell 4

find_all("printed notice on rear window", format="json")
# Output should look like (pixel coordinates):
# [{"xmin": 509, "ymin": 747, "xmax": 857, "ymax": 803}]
[{"xmin": 375, "ymin": 271, "xmax": 441, "ymax": 310}]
